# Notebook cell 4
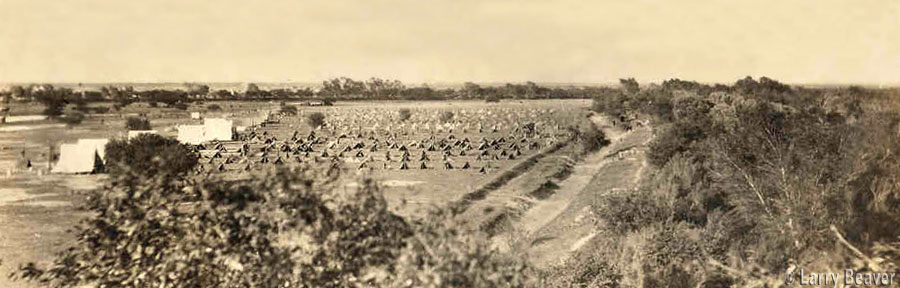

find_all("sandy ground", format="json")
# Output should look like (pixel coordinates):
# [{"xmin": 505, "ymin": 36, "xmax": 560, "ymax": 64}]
[{"xmin": 0, "ymin": 175, "xmax": 101, "ymax": 288}]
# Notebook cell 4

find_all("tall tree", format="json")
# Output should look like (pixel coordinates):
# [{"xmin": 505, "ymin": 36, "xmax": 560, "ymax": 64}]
[{"xmin": 32, "ymin": 85, "xmax": 70, "ymax": 118}]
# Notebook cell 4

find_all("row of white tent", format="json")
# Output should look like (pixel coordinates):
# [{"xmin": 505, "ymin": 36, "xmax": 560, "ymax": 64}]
[{"xmin": 53, "ymin": 118, "xmax": 235, "ymax": 174}]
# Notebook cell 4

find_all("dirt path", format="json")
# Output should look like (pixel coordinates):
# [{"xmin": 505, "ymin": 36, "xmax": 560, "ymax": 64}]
[{"xmin": 494, "ymin": 115, "xmax": 653, "ymax": 268}]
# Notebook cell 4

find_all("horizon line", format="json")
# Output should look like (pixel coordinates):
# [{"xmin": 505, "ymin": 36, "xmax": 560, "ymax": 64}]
[{"xmin": 2, "ymin": 80, "xmax": 900, "ymax": 88}]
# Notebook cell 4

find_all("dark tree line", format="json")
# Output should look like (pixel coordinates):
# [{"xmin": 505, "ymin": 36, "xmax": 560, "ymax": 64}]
[{"xmin": 2, "ymin": 78, "xmax": 628, "ymax": 111}]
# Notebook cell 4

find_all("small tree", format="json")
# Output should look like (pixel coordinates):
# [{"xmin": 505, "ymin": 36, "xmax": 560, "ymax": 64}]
[
  {"xmin": 398, "ymin": 108, "xmax": 412, "ymax": 121},
  {"xmin": 307, "ymin": 112, "xmax": 325, "ymax": 128},
  {"xmin": 32, "ymin": 86, "xmax": 68, "ymax": 118},
  {"xmin": 60, "ymin": 111, "xmax": 85, "ymax": 127},
  {"xmin": 104, "ymin": 134, "xmax": 197, "ymax": 177},
  {"xmin": 125, "ymin": 117, "xmax": 152, "ymax": 131}
]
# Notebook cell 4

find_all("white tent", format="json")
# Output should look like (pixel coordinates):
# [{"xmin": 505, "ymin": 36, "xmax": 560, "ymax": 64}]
[
  {"xmin": 203, "ymin": 118, "xmax": 233, "ymax": 142},
  {"xmin": 177, "ymin": 125, "xmax": 206, "ymax": 145},
  {"xmin": 191, "ymin": 112, "xmax": 201, "ymax": 119},
  {"xmin": 176, "ymin": 118, "xmax": 233, "ymax": 145},
  {"xmin": 78, "ymin": 139, "xmax": 109, "ymax": 162},
  {"xmin": 52, "ymin": 139, "xmax": 108, "ymax": 174}
]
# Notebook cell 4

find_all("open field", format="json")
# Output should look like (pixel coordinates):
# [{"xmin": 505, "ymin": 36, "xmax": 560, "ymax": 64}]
[{"xmin": 0, "ymin": 99, "xmax": 594, "ymax": 287}]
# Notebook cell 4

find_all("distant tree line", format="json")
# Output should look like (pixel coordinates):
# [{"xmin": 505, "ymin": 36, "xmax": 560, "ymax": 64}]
[{"xmin": 0, "ymin": 78, "xmax": 625, "ymax": 108}]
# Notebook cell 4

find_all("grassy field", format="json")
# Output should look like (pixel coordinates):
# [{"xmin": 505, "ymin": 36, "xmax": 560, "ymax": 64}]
[{"xmin": 0, "ymin": 99, "xmax": 591, "ymax": 287}]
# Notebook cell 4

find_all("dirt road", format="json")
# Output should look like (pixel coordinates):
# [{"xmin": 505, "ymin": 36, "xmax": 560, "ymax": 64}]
[{"xmin": 494, "ymin": 115, "xmax": 653, "ymax": 268}]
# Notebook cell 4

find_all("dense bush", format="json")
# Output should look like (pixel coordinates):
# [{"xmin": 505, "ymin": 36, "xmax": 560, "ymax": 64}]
[
  {"xmin": 206, "ymin": 104, "xmax": 222, "ymax": 111},
  {"xmin": 391, "ymin": 209, "xmax": 533, "ymax": 287},
  {"xmin": 646, "ymin": 122, "xmax": 707, "ymax": 167},
  {"xmin": 575, "ymin": 119, "xmax": 610, "ymax": 153},
  {"xmin": 125, "ymin": 116, "xmax": 151, "ymax": 130},
  {"xmin": 398, "ymin": 108, "xmax": 411, "ymax": 121},
  {"xmin": 13, "ymin": 164, "xmax": 412, "ymax": 287},
  {"xmin": 306, "ymin": 112, "xmax": 325, "ymax": 128},
  {"xmin": 587, "ymin": 77, "xmax": 900, "ymax": 286},
  {"xmin": 542, "ymin": 248, "xmax": 622, "ymax": 288},
  {"xmin": 104, "ymin": 134, "xmax": 197, "ymax": 177},
  {"xmin": 595, "ymin": 190, "xmax": 669, "ymax": 234}
]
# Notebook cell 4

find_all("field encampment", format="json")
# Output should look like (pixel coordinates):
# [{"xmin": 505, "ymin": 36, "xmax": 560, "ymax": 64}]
[{"xmin": 0, "ymin": 99, "xmax": 601, "ymax": 287}]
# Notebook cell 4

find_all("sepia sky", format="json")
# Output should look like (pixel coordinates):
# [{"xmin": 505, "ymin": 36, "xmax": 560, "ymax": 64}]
[{"xmin": 1, "ymin": 0, "xmax": 898, "ymax": 85}]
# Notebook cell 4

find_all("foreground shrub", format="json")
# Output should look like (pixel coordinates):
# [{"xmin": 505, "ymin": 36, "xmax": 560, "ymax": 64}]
[
  {"xmin": 542, "ymin": 245, "xmax": 623, "ymax": 288},
  {"xmin": 307, "ymin": 112, "xmax": 325, "ymax": 128},
  {"xmin": 614, "ymin": 223, "xmax": 704, "ymax": 288},
  {"xmin": 104, "ymin": 134, "xmax": 197, "ymax": 177},
  {"xmin": 125, "ymin": 116, "xmax": 151, "ymax": 130},
  {"xmin": 13, "ymin": 165, "xmax": 411, "ymax": 288},
  {"xmin": 391, "ymin": 209, "xmax": 533, "ymax": 287}
]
